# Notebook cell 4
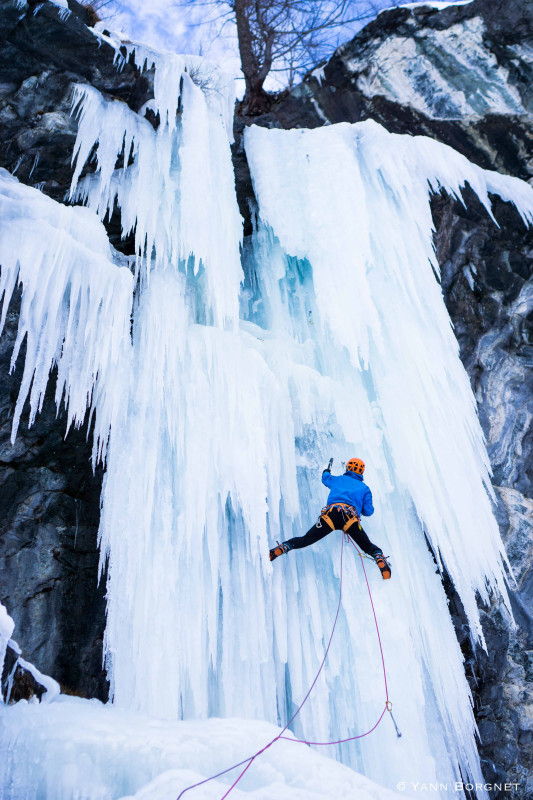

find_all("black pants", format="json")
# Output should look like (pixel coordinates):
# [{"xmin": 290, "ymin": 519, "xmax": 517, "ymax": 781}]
[{"xmin": 285, "ymin": 506, "xmax": 381, "ymax": 557}]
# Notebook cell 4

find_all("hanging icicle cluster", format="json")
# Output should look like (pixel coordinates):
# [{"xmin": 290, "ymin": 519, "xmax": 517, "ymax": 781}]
[{"xmin": 1, "ymin": 35, "xmax": 533, "ymax": 799}]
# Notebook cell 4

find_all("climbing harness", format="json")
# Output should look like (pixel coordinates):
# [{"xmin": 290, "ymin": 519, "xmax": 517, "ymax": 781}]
[
  {"xmin": 320, "ymin": 502, "xmax": 361, "ymax": 534},
  {"xmin": 176, "ymin": 532, "xmax": 400, "ymax": 800}
]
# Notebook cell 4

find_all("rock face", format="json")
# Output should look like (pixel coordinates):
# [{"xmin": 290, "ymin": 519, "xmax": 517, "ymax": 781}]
[
  {"xmin": 0, "ymin": 0, "xmax": 152, "ymax": 249},
  {"xmin": 0, "ymin": 0, "xmax": 532, "ymax": 794},
  {"xmin": 433, "ymin": 191, "xmax": 533, "ymax": 795},
  {"xmin": 0, "ymin": 292, "xmax": 108, "ymax": 700},
  {"xmin": 237, "ymin": 0, "xmax": 533, "ymax": 179}
]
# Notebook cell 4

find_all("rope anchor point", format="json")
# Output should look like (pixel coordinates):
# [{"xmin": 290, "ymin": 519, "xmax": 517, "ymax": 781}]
[{"xmin": 386, "ymin": 701, "xmax": 402, "ymax": 738}]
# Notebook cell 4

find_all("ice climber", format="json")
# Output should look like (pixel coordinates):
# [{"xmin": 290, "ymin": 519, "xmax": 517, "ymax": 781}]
[{"xmin": 269, "ymin": 458, "xmax": 391, "ymax": 579}]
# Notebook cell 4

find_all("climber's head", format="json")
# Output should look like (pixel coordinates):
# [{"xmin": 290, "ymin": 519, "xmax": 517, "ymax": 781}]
[{"xmin": 346, "ymin": 458, "xmax": 365, "ymax": 475}]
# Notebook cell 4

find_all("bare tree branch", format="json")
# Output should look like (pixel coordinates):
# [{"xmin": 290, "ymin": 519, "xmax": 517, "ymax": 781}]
[{"xmin": 178, "ymin": 0, "xmax": 403, "ymax": 114}]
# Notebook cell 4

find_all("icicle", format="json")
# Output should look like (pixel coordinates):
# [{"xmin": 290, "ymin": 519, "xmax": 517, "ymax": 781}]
[
  {"xmin": 98, "ymin": 269, "xmax": 298, "ymax": 719},
  {"xmin": 0, "ymin": 169, "xmax": 133, "ymax": 463},
  {"xmin": 69, "ymin": 45, "xmax": 242, "ymax": 328},
  {"xmin": 244, "ymin": 119, "xmax": 527, "ymax": 633},
  {"xmin": 2, "ymin": 34, "xmax": 531, "ymax": 798},
  {"xmin": 239, "ymin": 119, "xmax": 533, "ymax": 793}
]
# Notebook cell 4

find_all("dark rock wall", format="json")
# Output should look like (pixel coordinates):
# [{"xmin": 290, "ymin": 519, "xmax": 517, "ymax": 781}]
[
  {"xmin": 432, "ymin": 192, "xmax": 533, "ymax": 795},
  {"xmin": 0, "ymin": 293, "xmax": 108, "ymax": 700},
  {"xmin": 0, "ymin": 0, "xmax": 153, "ymax": 238},
  {"xmin": 0, "ymin": 0, "xmax": 132, "ymax": 701},
  {"xmin": 237, "ymin": 0, "xmax": 533, "ymax": 179},
  {"xmin": 0, "ymin": 0, "xmax": 532, "ymax": 793}
]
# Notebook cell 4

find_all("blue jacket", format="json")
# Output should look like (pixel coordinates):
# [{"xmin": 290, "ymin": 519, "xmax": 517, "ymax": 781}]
[{"xmin": 321, "ymin": 471, "xmax": 374, "ymax": 517}]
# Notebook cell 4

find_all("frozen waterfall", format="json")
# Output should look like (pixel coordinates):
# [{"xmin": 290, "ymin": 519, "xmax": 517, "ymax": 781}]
[{"xmin": 1, "ymin": 39, "xmax": 533, "ymax": 800}]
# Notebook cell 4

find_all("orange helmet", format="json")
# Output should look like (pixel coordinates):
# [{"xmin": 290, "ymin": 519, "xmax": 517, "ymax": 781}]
[{"xmin": 346, "ymin": 457, "xmax": 365, "ymax": 475}]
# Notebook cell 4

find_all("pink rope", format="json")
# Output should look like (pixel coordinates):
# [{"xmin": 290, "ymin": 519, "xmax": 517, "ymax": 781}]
[
  {"xmin": 216, "ymin": 534, "xmax": 349, "ymax": 799},
  {"xmin": 279, "ymin": 536, "xmax": 389, "ymax": 746},
  {"xmin": 177, "ymin": 532, "xmax": 391, "ymax": 800}
]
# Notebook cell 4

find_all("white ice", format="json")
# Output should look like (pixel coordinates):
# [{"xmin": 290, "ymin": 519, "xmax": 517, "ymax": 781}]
[
  {"xmin": 1, "ymin": 35, "xmax": 532, "ymax": 800},
  {"xmin": 0, "ymin": 169, "xmax": 133, "ymax": 463},
  {"xmin": 70, "ymin": 44, "xmax": 242, "ymax": 327},
  {"xmin": 398, "ymin": 1, "xmax": 474, "ymax": 10},
  {"xmin": 0, "ymin": 698, "xmax": 402, "ymax": 800}
]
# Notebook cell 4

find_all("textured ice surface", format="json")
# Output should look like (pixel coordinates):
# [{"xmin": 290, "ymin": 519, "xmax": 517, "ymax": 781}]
[
  {"xmin": 1, "ymin": 40, "xmax": 532, "ymax": 800},
  {"xmin": 70, "ymin": 44, "xmax": 242, "ymax": 326},
  {"xmin": 0, "ymin": 169, "xmax": 133, "ymax": 463},
  {"xmin": 244, "ymin": 119, "xmax": 531, "ymax": 634},
  {"xmin": 95, "ymin": 105, "xmax": 530, "ymax": 792},
  {"xmin": 0, "ymin": 699, "xmax": 402, "ymax": 800},
  {"xmin": 241, "ymin": 118, "xmax": 533, "ymax": 795}
]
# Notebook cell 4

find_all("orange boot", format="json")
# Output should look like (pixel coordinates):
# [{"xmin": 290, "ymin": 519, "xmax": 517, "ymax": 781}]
[
  {"xmin": 269, "ymin": 542, "xmax": 292, "ymax": 562},
  {"xmin": 374, "ymin": 552, "xmax": 391, "ymax": 580}
]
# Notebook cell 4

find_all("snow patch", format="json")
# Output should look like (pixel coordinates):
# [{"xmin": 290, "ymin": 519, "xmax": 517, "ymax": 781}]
[
  {"xmin": 16, "ymin": 659, "xmax": 60, "ymax": 703},
  {"xmin": 379, "ymin": 0, "xmax": 473, "ymax": 15},
  {"xmin": 0, "ymin": 605, "xmax": 15, "ymax": 680},
  {"xmin": 47, "ymin": 0, "xmax": 70, "ymax": 20},
  {"xmin": 0, "ymin": 699, "xmax": 402, "ymax": 800},
  {"xmin": 399, "ymin": 1, "xmax": 474, "ymax": 10}
]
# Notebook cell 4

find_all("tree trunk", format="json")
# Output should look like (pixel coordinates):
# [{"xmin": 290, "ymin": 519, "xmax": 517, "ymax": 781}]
[
  {"xmin": 233, "ymin": 0, "xmax": 274, "ymax": 115},
  {"xmin": 234, "ymin": 0, "xmax": 257, "ymax": 98}
]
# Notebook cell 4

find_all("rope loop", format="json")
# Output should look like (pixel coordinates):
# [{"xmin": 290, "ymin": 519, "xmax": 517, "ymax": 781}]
[{"xmin": 177, "ymin": 530, "xmax": 395, "ymax": 800}]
